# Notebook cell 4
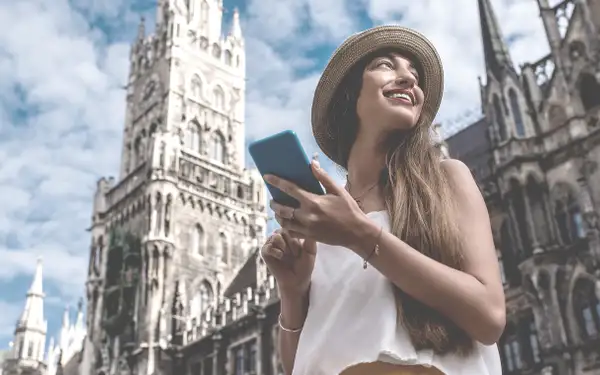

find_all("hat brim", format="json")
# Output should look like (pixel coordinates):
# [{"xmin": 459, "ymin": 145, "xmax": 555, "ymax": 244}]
[{"xmin": 311, "ymin": 25, "xmax": 444, "ymax": 166}]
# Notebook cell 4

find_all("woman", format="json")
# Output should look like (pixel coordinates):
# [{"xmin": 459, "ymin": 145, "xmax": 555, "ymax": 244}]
[{"xmin": 261, "ymin": 26, "xmax": 505, "ymax": 375}]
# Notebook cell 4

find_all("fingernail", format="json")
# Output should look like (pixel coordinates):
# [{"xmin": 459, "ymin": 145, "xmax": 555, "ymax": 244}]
[
  {"xmin": 271, "ymin": 248, "xmax": 283, "ymax": 259},
  {"xmin": 312, "ymin": 160, "xmax": 321, "ymax": 169}
]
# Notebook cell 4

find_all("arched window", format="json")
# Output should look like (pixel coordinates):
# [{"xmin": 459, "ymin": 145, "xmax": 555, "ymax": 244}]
[
  {"xmin": 199, "ymin": 281, "xmax": 213, "ymax": 311},
  {"xmin": 191, "ymin": 75, "xmax": 202, "ymax": 98},
  {"xmin": 187, "ymin": 121, "xmax": 202, "ymax": 153},
  {"xmin": 493, "ymin": 95, "xmax": 508, "ymax": 141},
  {"xmin": 509, "ymin": 89, "xmax": 525, "ymax": 137},
  {"xmin": 553, "ymin": 183, "xmax": 585, "ymax": 244},
  {"xmin": 220, "ymin": 232, "xmax": 229, "ymax": 263},
  {"xmin": 500, "ymin": 220, "xmax": 521, "ymax": 287},
  {"xmin": 508, "ymin": 179, "xmax": 531, "ymax": 255},
  {"xmin": 212, "ymin": 43, "xmax": 221, "ymax": 58},
  {"xmin": 578, "ymin": 72, "xmax": 600, "ymax": 111},
  {"xmin": 224, "ymin": 50, "xmax": 233, "ymax": 65},
  {"xmin": 523, "ymin": 316, "xmax": 541, "ymax": 365},
  {"xmin": 210, "ymin": 132, "xmax": 226, "ymax": 163},
  {"xmin": 27, "ymin": 342, "xmax": 33, "ymax": 358},
  {"xmin": 213, "ymin": 86, "xmax": 225, "ymax": 111},
  {"xmin": 572, "ymin": 278, "xmax": 600, "ymax": 339},
  {"xmin": 526, "ymin": 176, "xmax": 551, "ymax": 246},
  {"xmin": 192, "ymin": 224, "xmax": 204, "ymax": 255},
  {"xmin": 200, "ymin": 1, "xmax": 209, "ymax": 26},
  {"xmin": 501, "ymin": 325, "xmax": 523, "ymax": 372}
]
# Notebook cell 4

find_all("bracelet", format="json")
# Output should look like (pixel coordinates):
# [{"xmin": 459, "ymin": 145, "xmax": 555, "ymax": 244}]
[
  {"xmin": 278, "ymin": 314, "xmax": 303, "ymax": 333},
  {"xmin": 363, "ymin": 226, "xmax": 383, "ymax": 269}
]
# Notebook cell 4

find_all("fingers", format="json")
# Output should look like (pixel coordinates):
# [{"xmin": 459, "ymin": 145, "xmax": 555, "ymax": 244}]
[
  {"xmin": 263, "ymin": 174, "xmax": 313, "ymax": 203},
  {"xmin": 310, "ymin": 159, "xmax": 343, "ymax": 195},
  {"xmin": 274, "ymin": 214, "xmax": 305, "ymax": 234},
  {"xmin": 280, "ymin": 229, "xmax": 301, "ymax": 258},
  {"xmin": 270, "ymin": 200, "xmax": 295, "ymax": 220}
]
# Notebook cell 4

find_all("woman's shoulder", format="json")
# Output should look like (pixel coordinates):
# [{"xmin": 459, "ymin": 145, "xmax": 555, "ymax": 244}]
[{"xmin": 439, "ymin": 158, "xmax": 481, "ymax": 199}]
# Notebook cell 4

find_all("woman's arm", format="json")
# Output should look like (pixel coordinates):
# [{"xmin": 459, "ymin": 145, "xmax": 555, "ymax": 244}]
[
  {"xmin": 349, "ymin": 159, "xmax": 506, "ymax": 345},
  {"xmin": 278, "ymin": 289, "xmax": 310, "ymax": 375}
]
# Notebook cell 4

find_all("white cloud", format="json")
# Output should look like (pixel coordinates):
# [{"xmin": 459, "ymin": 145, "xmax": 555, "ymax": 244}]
[
  {"xmin": 0, "ymin": 0, "xmax": 130, "ymax": 301},
  {"xmin": 0, "ymin": 0, "xmax": 553, "ymax": 340}
]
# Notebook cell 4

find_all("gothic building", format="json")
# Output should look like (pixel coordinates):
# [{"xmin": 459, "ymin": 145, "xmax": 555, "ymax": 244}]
[
  {"xmin": 445, "ymin": 0, "xmax": 600, "ymax": 374},
  {"xmin": 81, "ymin": 1, "xmax": 268, "ymax": 375},
  {"xmin": 1, "ymin": 260, "xmax": 87, "ymax": 375}
]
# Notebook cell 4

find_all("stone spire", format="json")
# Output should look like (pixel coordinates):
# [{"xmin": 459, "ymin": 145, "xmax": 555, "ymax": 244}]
[
  {"xmin": 478, "ymin": 0, "xmax": 514, "ymax": 80},
  {"xmin": 230, "ymin": 8, "xmax": 243, "ymax": 41},
  {"xmin": 11, "ymin": 257, "xmax": 47, "ymax": 365}
]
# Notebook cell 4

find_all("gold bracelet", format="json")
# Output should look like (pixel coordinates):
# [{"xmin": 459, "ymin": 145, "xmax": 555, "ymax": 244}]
[
  {"xmin": 363, "ymin": 226, "xmax": 383, "ymax": 269},
  {"xmin": 278, "ymin": 314, "xmax": 303, "ymax": 333}
]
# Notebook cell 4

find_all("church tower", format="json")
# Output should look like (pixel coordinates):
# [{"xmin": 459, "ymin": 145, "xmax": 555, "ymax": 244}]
[
  {"xmin": 83, "ymin": 2, "xmax": 267, "ymax": 375},
  {"xmin": 2, "ymin": 259, "xmax": 48, "ymax": 375}
]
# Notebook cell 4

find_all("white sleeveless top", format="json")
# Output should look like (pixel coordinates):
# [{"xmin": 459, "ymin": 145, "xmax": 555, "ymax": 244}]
[{"xmin": 292, "ymin": 210, "xmax": 502, "ymax": 375}]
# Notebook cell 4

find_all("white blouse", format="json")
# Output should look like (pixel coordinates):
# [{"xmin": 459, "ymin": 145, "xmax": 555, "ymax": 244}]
[{"xmin": 292, "ymin": 210, "xmax": 502, "ymax": 375}]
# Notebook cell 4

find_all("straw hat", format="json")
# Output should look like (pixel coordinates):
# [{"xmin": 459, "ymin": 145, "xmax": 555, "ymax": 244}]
[{"xmin": 311, "ymin": 25, "xmax": 444, "ymax": 165}]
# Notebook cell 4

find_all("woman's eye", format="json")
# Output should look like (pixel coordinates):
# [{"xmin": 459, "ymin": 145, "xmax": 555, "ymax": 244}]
[{"xmin": 377, "ymin": 60, "xmax": 393, "ymax": 68}]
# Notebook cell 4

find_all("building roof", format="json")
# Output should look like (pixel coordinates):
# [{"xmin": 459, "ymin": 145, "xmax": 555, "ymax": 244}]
[{"xmin": 445, "ymin": 117, "xmax": 493, "ymax": 183}]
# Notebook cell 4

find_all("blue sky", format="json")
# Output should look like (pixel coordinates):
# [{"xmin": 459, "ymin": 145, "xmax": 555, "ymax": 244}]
[{"xmin": 0, "ymin": 0, "xmax": 553, "ymax": 352}]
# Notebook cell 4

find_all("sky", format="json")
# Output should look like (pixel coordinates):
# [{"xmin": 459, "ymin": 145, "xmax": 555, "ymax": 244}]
[{"xmin": 0, "ymin": 0, "xmax": 556, "ymax": 352}]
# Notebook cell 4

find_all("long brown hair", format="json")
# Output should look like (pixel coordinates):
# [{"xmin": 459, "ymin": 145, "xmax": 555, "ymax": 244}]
[{"xmin": 327, "ymin": 50, "xmax": 474, "ymax": 355}]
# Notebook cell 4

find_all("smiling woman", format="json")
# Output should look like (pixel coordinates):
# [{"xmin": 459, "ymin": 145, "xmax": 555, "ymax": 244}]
[{"xmin": 259, "ymin": 25, "xmax": 505, "ymax": 375}]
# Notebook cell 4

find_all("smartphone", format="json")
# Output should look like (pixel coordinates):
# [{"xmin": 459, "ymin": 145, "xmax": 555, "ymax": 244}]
[{"xmin": 248, "ymin": 130, "xmax": 325, "ymax": 208}]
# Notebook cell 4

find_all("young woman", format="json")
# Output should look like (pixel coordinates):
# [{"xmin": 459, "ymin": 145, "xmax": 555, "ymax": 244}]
[{"xmin": 261, "ymin": 25, "xmax": 505, "ymax": 375}]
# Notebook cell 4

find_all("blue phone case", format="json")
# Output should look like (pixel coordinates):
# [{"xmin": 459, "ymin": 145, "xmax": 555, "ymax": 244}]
[{"xmin": 248, "ymin": 130, "xmax": 325, "ymax": 208}]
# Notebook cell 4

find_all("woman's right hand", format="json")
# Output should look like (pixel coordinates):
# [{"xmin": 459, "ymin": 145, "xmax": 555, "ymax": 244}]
[{"xmin": 260, "ymin": 228, "xmax": 316, "ymax": 296}]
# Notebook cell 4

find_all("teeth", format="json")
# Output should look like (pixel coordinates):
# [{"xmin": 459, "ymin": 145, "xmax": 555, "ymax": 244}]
[{"xmin": 388, "ymin": 92, "xmax": 412, "ymax": 103}]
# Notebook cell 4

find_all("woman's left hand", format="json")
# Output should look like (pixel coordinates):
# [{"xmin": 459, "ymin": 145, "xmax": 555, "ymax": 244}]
[{"xmin": 265, "ymin": 160, "xmax": 368, "ymax": 248}]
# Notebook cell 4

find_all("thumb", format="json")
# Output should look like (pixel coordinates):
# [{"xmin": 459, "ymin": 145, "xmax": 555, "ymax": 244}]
[{"xmin": 311, "ymin": 159, "xmax": 342, "ymax": 195}]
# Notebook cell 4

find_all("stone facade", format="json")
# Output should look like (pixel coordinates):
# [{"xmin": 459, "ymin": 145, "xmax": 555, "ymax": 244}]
[
  {"xmin": 443, "ymin": 1, "xmax": 600, "ymax": 374},
  {"xmin": 81, "ymin": 1, "xmax": 268, "ymax": 375}
]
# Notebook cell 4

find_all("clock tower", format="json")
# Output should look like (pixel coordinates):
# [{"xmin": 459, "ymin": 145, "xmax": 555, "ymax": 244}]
[{"xmin": 83, "ymin": 2, "xmax": 268, "ymax": 375}]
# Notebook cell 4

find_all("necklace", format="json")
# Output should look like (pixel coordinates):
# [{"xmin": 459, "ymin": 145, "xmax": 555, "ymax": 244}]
[{"xmin": 345, "ymin": 178, "xmax": 379, "ymax": 210}]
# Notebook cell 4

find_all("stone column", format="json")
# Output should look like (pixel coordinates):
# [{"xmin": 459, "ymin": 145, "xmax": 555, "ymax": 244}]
[
  {"xmin": 255, "ymin": 308, "xmax": 265, "ymax": 375},
  {"xmin": 212, "ymin": 333, "xmax": 221, "ymax": 375}
]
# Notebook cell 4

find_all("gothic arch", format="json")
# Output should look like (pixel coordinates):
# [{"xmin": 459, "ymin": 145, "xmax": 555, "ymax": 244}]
[
  {"xmin": 525, "ymin": 175, "xmax": 552, "ymax": 246},
  {"xmin": 492, "ymin": 94, "xmax": 508, "ymax": 141},
  {"xmin": 577, "ymin": 72, "xmax": 600, "ymax": 111},
  {"xmin": 190, "ymin": 73, "xmax": 205, "ymax": 98},
  {"xmin": 571, "ymin": 277, "xmax": 600, "ymax": 340},
  {"xmin": 500, "ymin": 321, "xmax": 524, "ymax": 372},
  {"xmin": 507, "ymin": 178, "xmax": 530, "ymax": 254},
  {"xmin": 550, "ymin": 182, "xmax": 585, "ymax": 245},
  {"xmin": 186, "ymin": 120, "xmax": 202, "ymax": 153},
  {"xmin": 192, "ymin": 223, "xmax": 205, "ymax": 255},
  {"xmin": 209, "ymin": 131, "xmax": 226, "ymax": 163},
  {"xmin": 224, "ymin": 50, "xmax": 233, "ymax": 65},
  {"xmin": 507, "ymin": 88, "xmax": 526, "ymax": 137},
  {"xmin": 199, "ymin": 0, "xmax": 208, "ymax": 25},
  {"xmin": 212, "ymin": 84, "xmax": 226, "ymax": 111},
  {"xmin": 219, "ymin": 231, "xmax": 229, "ymax": 264}
]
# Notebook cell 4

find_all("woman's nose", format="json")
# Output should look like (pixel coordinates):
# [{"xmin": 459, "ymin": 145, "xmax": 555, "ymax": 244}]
[{"xmin": 394, "ymin": 74, "xmax": 416, "ymax": 88}]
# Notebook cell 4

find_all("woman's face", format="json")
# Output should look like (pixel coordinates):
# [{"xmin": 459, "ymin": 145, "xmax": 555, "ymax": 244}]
[{"xmin": 355, "ymin": 51, "xmax": 425, "ymax": 134}]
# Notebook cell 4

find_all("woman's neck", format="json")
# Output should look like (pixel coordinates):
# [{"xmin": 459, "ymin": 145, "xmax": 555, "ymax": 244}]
[{"xmin": 346, "ymin": 133, "xmax": 386, "ymax": 192}]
